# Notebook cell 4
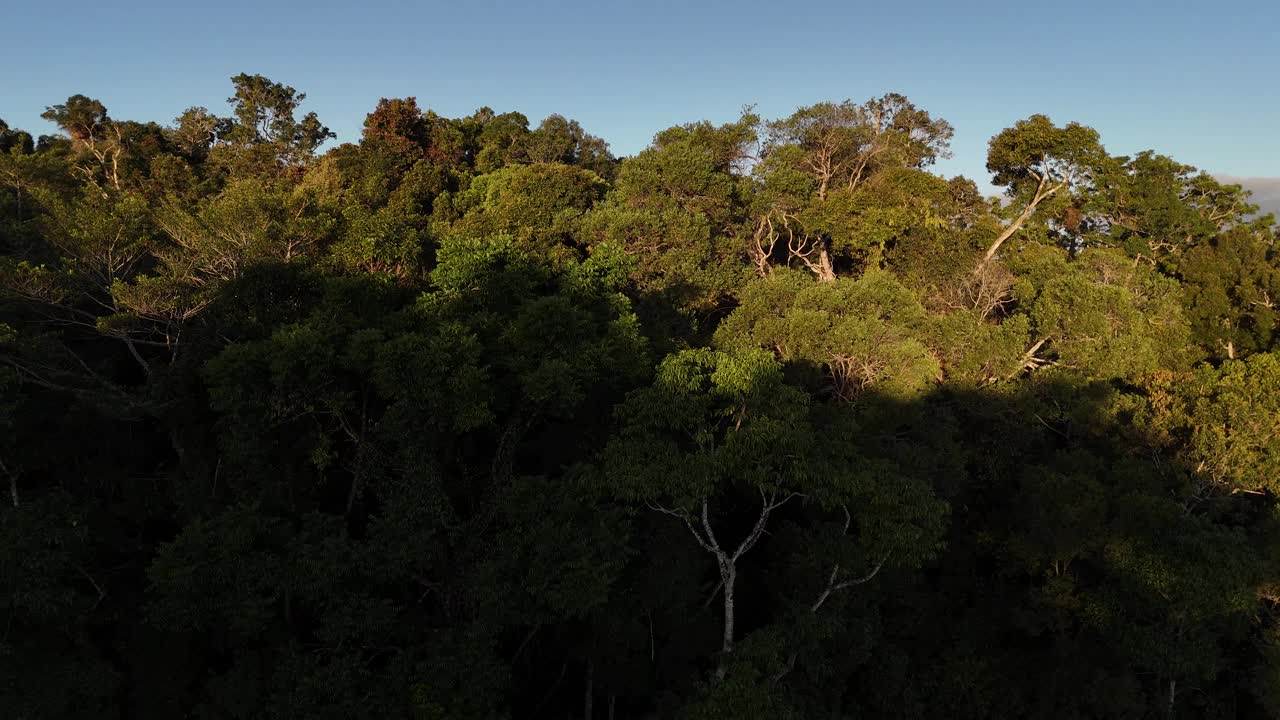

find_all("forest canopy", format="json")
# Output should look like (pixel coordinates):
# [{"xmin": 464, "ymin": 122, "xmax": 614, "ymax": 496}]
[{"xmin": 2, "ymin": 74, "xmax": 1280, "ymax": 719}]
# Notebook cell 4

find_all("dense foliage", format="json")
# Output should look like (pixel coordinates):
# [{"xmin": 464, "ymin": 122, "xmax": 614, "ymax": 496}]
[{"xmin": 2, "ymin": 76, "xmax": 1279, "ymax": 719}]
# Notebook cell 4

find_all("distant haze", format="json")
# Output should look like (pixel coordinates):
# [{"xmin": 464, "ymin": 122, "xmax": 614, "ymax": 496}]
[{"xmin": 1218, "ymin": 176, "xmax": 1280, "ymax": 219}]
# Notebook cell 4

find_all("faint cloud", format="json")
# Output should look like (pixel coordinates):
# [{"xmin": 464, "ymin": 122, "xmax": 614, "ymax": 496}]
[{"xmin": 1216, "ymin": 175, "xmax": 1280, "ymax": 219}]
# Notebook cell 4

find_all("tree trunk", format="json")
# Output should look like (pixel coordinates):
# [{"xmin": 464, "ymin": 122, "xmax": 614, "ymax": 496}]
[
  {"xmin": 716, "ymin": 564, "xmax": 736, "ymax": 680},
  {"xmin": 979, "ymin": 176, "xmax": 1061, "ymax": 269},
  {"xmin": 815, "ymin": 247, "xmax": 836, "ymax": 282},
  {"xmin": 652, "ymin": 492, "xmax": 794, "ymax": 683},
  {"xmin": 980, "ymin": 202, "xmax": 1037, "ymax": 267},
  {"xmin": 122, "ymin": 336, "xmax": 151, "ymax": 376},
  {"xmin": 749, "ymin": 248, "xmax": 773, "ymax": 278}
]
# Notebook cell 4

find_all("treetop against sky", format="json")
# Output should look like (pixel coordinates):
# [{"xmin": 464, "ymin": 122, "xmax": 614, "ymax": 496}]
[
  {"xmin": 2, "ymin": 0, "xmax": 1276, "ymax": 194},
  {"xmin": 3, "ymin": 5, "xmax": 1280, "ymax": 719}
]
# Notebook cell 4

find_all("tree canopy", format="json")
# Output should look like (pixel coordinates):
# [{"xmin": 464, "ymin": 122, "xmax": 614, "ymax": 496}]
[{"xmin": 2, "ymin": 76, "xmax": 1279, "ymax": 719}]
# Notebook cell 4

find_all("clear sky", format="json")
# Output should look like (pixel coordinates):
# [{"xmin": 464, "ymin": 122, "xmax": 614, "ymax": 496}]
[{"xmin": 2, "ymin": 0, "xmax": 1277, "ymax": 192}]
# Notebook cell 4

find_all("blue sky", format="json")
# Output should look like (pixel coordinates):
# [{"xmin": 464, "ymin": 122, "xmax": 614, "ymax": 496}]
[{"xmin": 2, "ymin": 0, "xmax": 1277, "ymax": 193}]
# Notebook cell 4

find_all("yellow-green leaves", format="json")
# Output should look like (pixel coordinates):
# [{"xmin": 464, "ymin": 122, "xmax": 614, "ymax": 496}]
[
  {"xmin": 1009, "ymin": 246, "xmax": 1192, "ymax": 379},
  {"xmin": 717, "ymin": 270, "xmax": 940, "ymax": 401},
  {"xmin": 1188, "ymin": 354, "xmax": 1280, "ymax": 494}
]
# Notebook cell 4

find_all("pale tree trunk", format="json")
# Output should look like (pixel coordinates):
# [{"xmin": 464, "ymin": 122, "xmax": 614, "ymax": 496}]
[
  {"xmin": 813, "ymin": 147, "xmax": 835, "ymax": 202},
  {"xmin": 1006, "ymin": 337, "xmax": 1051, "ymax": 380},
  {"xmin": 792, "ymin": 241, "xmax": 836, "ymax": 282},
  {"xmin": 814, "ymin": 247, "xmax": 836, "ymax": 282},
  {"xmin": 979, "ymin": 172, "xmax": 1065, "ymax": 269},
  {"xmin": 779, "ymin": 212, "xmax": 837, "ymax": 282},
  {"xmin": 749, "ymin": 216, "xmax": 777, "ymax": 278},
  {"xmin": 650, "ymin": 490, "xmax": 799, "ymax": 682},
  {"xmin": 122, "ymin": 336, "xmax": 151, "ymax": 376},
  {"xmin": 717, "ymin": 563, "xmax": 737, "ymax": 680}
]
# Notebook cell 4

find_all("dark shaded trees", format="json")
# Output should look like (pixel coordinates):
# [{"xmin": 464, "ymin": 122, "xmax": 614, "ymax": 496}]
[{"xmin": 3, "ymin": 74, "xmax": 1280, "ymax": 720}]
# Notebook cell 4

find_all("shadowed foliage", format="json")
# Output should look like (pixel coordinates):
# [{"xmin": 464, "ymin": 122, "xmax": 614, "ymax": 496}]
[{"xmin": 1, "ymin": 76, "xmax": 1279, "ymax": 719}]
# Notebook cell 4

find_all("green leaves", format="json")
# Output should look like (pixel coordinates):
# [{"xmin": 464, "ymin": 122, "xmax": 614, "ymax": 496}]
[
  {"xmin": 603, "ymin": 348, "xmax": 806, "ymax": 504},
  {"xmin": 986, "ymin": 114, "xmax": 1106, "ymax": 196},
  {"xmin": 1179, "ymin": 226, "xmax": 1280, "ymax": 359},
  {"xmin": 716, "ymin": 270, "xmax": 940, "ymax": 401},
  {"xmin": 443, "ymin": 163, "xmax": 606, "ymax": 266},
  {"xmin": 224, "ymin": 73, "xmax": 334, "ymax": 169},
  {"xmin": 41, "ymin": 95, "xmax": 110, "ymax": 142},
  {"xmin": 1008, "ymin": 245, "xmax": 1193, "ymax": 379},
  {"xmin": 8, "ymin": 80, "xmax": 1280, "ymax": 720},
  {"xmin": 1187, "ymin": 353, "xmax": 1280, "ymax": 494},
  {"xmin": 584, "ymin": 114, "xmax": 756, "ymax": 320},
  {"xmin": 750, "ymin": 98, "xmax": 961, "ymax": 280},
  {"xmin": 603, "ymin": 344, "xmax": 946, "ymax": 567},
  {"xmin": 764, "ymin": 95, "xmax": 954, "ymax": 198},
  {"xmin": 146, "ymin": 504, "xmax": 287, "ymax": 637},
  {"xmin": 0, "ymin": 119, "xmax": 35, "ymax": 155}
]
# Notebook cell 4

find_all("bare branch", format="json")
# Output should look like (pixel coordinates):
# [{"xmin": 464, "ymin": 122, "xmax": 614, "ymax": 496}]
[
  {"xmin": 829, "ymin": 555, "xmax": 889, "ymax": 593},
  {"xmin": 1005, "ymin": 336, "xmax": 1052, "ymax": 380},
  {"xmin": 700, "ymin": 498, "xmax": 725, "ymax": 556},
  {"xmin": 732, "ymin": 489, "xmax": 799, "ymax": 561},
  {"xmin": 73, "ymin": 563, "xmax": 107, "ymax": 611},
  {"xmin": 647, "ymin": 501, "xmax": 718, "ymax": 556},
  {"xmin": 979, "ymin": 172, "xmax": 1067, "ymax": 268},
  {"xmin": 810, "ymin": 552, "xmax": 890, "ymax": 613}
]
